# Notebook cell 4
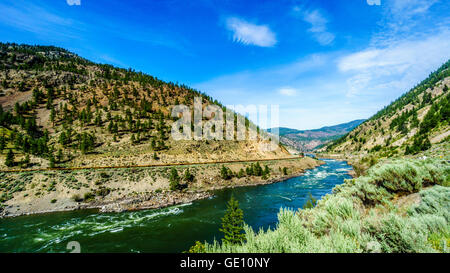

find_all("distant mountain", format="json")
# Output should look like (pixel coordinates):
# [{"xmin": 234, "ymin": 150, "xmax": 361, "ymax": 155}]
[
  {"xmin": 268, "ymin": 119, "xmax": 365, "ymax": 152},
  {"xmin": 326, "ymin": 60, "xmax": 450, "ymax": 157}
]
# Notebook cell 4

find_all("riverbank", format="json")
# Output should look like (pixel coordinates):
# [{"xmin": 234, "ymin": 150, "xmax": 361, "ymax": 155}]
[{"xmin": 1, "ymin": 156, "xmax": 322, "ymax": 218}]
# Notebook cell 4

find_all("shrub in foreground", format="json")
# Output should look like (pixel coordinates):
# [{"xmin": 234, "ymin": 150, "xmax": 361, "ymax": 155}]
[{"xmin": 205, "ymin": 158, "xmax": 449, "ymax": 253}]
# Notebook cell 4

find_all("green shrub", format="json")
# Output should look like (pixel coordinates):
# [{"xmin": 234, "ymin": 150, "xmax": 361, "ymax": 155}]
[
  {"xmin": 184, "ymin": 169, "xmax": 194, "ymax": 183},
  {"xmin": 83, "ymin": 192, "xmax": 95, "ymax": 201},
  {"xmin": 187, "ymin": 241, "xmax": 206, "ymax": 253},
  {"xmin": 71, "ymin": 194, "xmax": 83, "ymax": 202}
]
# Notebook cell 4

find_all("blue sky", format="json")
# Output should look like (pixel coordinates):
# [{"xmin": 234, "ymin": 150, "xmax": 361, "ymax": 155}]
[{"xmin": 0, "ymin": 0, "xmax": 449, "ymax": 129}]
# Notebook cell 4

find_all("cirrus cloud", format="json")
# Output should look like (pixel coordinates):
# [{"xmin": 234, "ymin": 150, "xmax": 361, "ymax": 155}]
[
  {"xmin": 225, "ymin": 17, "xmax": 277, "ymax": 47},
  {"xmin": 66, "ymin": 0, "xmax": 81, "ymax": 6},
  {"xmin": 338, "ymin": 30, "xmax": 450, "ymax": 97},
  {"xmin": 293, "ymin": 7, "xmax": 335, "ymax": 46},
  {"xmin": 278, "ymin": 87, "xmax": 298, "ymax": 97}
]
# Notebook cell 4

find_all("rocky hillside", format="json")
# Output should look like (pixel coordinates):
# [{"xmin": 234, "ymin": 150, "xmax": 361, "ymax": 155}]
[
  {"xmin": 325, "ymin": 60, "xmax": 450, "ymax": 159},
  {"xmin": 0, "ymin": 43, "xmax": 289, "ymax": 170},
  {"xmin": 269, "ymin": 119, "xmax": 364, "ymax": 152}
]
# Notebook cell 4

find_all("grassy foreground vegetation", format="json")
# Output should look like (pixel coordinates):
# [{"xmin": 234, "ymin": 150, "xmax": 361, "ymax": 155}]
[{"xmin": 205, "ymin": 158, "xmax": 449, "ymax": 253}]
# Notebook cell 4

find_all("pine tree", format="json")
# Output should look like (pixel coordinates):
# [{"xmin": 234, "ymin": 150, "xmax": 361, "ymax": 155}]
[
  {"xmin": 5, "ymin": 149, "xmax": 14, "ymax": 167},
  {"xmin": 169, "ymin": 168, "xmax": 181, "ymax": 191},
  {"xmin": 108, "ymin": 121, "xmax": 114, "ymax": 132},
  {"xmin": 50, "ymin": 107, "xmax": 56, "ymax": 126},
  {"xmin": 254, "ymin": 162, "xmax": 263, "ymax": 176},
  {"xmin": 303, "ymin": 193, "xmax": 317, "ymax": 209},
  {"xmin": 237, "ymin": 168, "xmax": 245, "ymax": 178},
  {"xmin": 49, "ymin": 154, "xmax": 56, "ymax": 168},
  {"xmin": 57, "ymin": 149, "xmax": 63, "ymax": 163},
  {"xmin": 220, "ymin": 165, "xmax": 232, "ymax": 180},
  {"xmin": 184, "ymin": 168, "xmax": 194, "ymax": 183},
  {"xmin": 220, "ymin": 195, "xmax": 245, "ymax": 245},
  {"xmin": 0, "ymin": 135, "xmax": 5, "ymax": 151},
  {"xmin": 245, "ymin": 166, "xmax": 253, "ymax": 176}
]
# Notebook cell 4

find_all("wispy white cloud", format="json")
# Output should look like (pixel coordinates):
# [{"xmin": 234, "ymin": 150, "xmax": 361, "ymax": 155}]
[
  {"xmin": 293, "ymin": 7, "xmax": 335, "ymax": 46},
  {"xmin": 0, "ymin": 1, "xmax": 81, "ymax": 39},
  {"xmin": 225, "ymin": 17, "xmax": 277, "ymax": 47},
  {"xmin": 195, "ymin": 27, "xmax": 450, "ymax": 128},
  {"xmin": 66, "ymin": 0, "xmax": 81, "ymax": 6},
  {"xmin": 97, "ymin": 54, "xmax": 127, "ymax": 68},
  {"xmin": 339, "ymin": 30, "xmax": 450, "ymax": 97},
  {"xmin": 278, "ymin": 87, "xmax": 298, "ymax": 97},
  {"xmin": 371, "ymin": 0, "xmax": 444, "ymax": 46},
  {"xmin": 389, "ymin": 0, "xmax": 437, "ymax": 19}
]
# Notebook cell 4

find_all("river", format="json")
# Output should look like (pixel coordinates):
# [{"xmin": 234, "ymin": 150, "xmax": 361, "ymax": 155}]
[{"xmin": 0, "ymin": 158, "xmax": 352, "ymax": 253}]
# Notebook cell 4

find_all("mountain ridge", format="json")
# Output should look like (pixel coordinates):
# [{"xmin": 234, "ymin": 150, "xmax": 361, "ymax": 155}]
[{"xmin": 268, "ymin": 119, "xmax": 365, "ymax": 152}]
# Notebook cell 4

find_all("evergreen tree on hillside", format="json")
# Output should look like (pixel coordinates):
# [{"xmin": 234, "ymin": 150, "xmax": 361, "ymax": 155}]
[
  {"xmin": 49, "ymin": 153, "xmax": 56, "ymax": 168},
  {"xmin": 50, "ymin": 107, "xmax": 56, "ymax": 126},
  {"xmin": 220, "ymin": 195, "xmax": 246, "ymax": 245},
  {"xmin": 169, "ymin": 168, "xmax": 181, "ymax": 191},
  {"xmin": 0, "ymin": 135, "xmax": 5, "ymax": 151},
  {"xmin": 237, "ymin": 168, "xmax": 245, "ymax": 178},
  {"xmin": 220, "ymin": 165, "xmax": 232, "ymax": 180},
  {"xmin": 184, "ymin": 168, "xmax": 194, "ymax": 183},
  {"xmin": 57, "ymin": 149, "xmax": 63, "ymax": 163},
  {"xmin": 5, "ymin": 149, "xmax": 14, "ymax": 167},
  {"xmin": 253, "ymin": 162, "xmax": 263, "ymax": 176}
]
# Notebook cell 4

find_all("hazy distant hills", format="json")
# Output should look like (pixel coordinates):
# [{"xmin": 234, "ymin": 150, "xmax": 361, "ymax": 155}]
[{"xmin": 268, "ymin": 119, "xmax": 365, "ymax": 152}]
